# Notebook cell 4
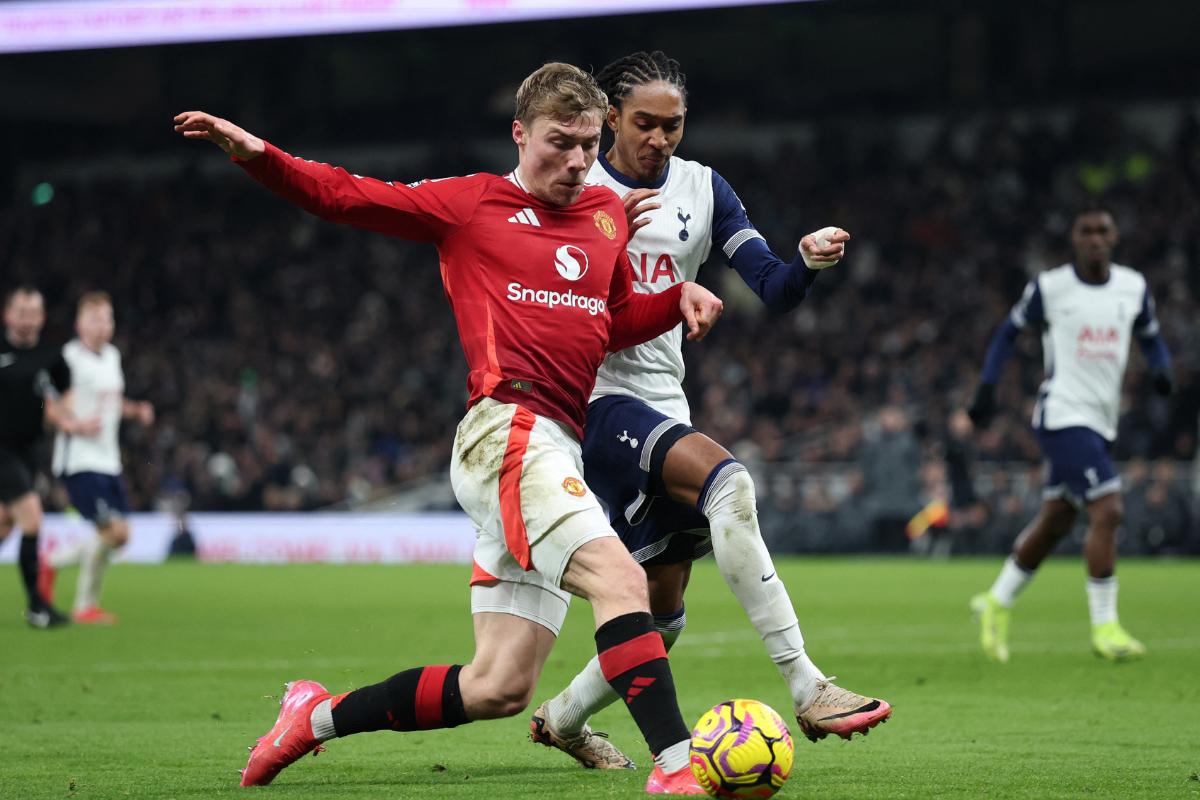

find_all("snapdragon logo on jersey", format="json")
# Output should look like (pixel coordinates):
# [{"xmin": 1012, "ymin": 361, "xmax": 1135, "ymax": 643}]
[{"xmin": 506, "ymin": 244, "xmax": 607, "ymax": 316}]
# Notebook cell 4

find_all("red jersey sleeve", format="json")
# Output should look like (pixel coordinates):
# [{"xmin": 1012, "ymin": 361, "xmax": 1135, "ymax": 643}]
[
  {"xmin": 606, "ymin": 249, "xmax": 685, "ymax": 352},
  {"xmin": 236, "ymin": 142, "xmax": 489, "ymax": 242}
]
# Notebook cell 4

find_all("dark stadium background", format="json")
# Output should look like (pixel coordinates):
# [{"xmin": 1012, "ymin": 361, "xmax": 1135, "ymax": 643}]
[{"xmin": 3, "ymin": 0, "xmax": 1198, "ymax": 555}]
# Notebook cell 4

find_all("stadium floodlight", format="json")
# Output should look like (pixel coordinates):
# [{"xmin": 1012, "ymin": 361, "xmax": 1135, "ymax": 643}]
[{"xmin": 0, "ymin": 0, "xmax": 806, "ymax": 54}]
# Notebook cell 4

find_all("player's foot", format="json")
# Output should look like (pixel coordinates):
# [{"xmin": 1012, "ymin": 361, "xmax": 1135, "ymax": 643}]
[
  {"xmin": 37, "ymin": 557, "xmax": 56, "ymax": 605},
  {"xmin": 795, "ymin": 678, "xmax": 892, "ymax": 742},
  {"xmin": 970, "ymin": 592, "xmax": 1010, "ymax": 663},
  {"xmin": 645, "ymin": 764, "xmax": 706, "ymax": 795},
  {"xmin": 24, "ymin": 603, "xmax": 70, "ymax": 630},
  {"xmin": 529, "ymin": 700, "xmax": 636, "ymax": 769},
  {"xmin": 1091, "ymin": 621, "xmax": 1146, "ymax": 662},
  {"xmin": 73, "ymin": 606, "xmax": 118, "ymax": 625},
  {"xmin": 239, "ymin": 679, "xmax": 330, "ymax": 786}
]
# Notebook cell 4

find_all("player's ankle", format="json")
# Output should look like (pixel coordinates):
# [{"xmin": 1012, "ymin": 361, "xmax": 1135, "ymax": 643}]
[{"xmin": 309, "ymin": 698, "xmax": 337, "ymax": 742}]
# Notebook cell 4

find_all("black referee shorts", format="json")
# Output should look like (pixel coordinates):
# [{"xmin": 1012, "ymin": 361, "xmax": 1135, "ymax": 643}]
[{"xmin": 0, "ymin": 442, "xmax": 39, "ymax": 504}]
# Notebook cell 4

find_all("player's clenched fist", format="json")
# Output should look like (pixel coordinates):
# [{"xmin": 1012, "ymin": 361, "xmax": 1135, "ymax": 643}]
[
  {"xmin": 679, "ymin": 282, "xmax": 723, "ymax": 341},
  {"xmin": 173, "ymin": 111, "xmax": 265, "ymax": 161},
  {"xmin": 799, "ymin": 226, "xmax": 850, "ymax": 269}
]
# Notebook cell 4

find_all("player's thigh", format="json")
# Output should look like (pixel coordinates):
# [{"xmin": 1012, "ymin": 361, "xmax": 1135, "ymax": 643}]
[
  {"xmin": 454, "ymin": 398, "xmax": 616, "ymax": 592},
  {"xmin": 560, "ymin": 535, "xmax": 648, "ymax": 616},
  {"xmin": 1037, "ymin": 497, "xmax": 1079, "ymax": 531},
  {"xmin": 660, "ymin": 431, "xmax": 733, "ymax": 507}
]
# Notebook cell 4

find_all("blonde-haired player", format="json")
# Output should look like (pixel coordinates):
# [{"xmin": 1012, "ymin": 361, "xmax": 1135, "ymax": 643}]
[{"xmin": 42, "ymin": 292, "xmax": 154, "ymax": 624}]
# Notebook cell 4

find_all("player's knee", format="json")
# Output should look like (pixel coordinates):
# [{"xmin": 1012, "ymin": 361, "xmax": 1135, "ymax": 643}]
[
  {"xmin": 1091, "ymin": 499, "xmax": 1123, "ymax": 532},
  {"xmin": 602, "ymin": 557, "xmax": 650, "ymax": 609},
  {"xmin": 106, "ymin": 519, "xmax": 131, "ymax": 547},
  {"xmin": 700, "ymin": 461, "xmax": 759, "ymax": 531}
]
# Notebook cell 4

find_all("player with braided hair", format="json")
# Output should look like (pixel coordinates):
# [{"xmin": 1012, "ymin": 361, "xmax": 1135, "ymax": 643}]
[{"xmin": 529, "ymin": 51, "xmax": 891, "ymax": 770}]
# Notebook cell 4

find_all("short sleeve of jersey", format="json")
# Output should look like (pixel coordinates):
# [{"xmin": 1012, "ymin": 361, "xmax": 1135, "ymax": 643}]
[
  {"xmin": 1133, "ymin": 285, "xmax": 1161, "ymax": 338},
  {"xmin": 710, "ymin": 170, "xmax": 763, "ymax": 261},
  {"xmin": 1009, "ymin": 279, "xmax": 1045, "ymax": 329}
]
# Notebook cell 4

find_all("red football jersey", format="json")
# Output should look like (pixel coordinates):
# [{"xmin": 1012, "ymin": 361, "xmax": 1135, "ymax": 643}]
[{"xmin": 238, "ymin": 143, "xmax": 685, "ymax": 438}]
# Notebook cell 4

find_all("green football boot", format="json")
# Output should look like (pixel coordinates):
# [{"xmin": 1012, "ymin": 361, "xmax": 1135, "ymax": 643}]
[
  {"xmin": 970, "ymin": 592, "xmax": 1010, "ymax": 663},
  {"xmin": 1091, "ymin": 621, "xmax": 1146, "ymax": 662}
]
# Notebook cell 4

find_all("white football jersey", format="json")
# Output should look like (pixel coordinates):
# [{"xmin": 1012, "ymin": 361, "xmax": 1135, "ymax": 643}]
[
  {"xmin": 52, "ymin": 340, "xmax": 125, "ymax": 476},
  {"xmin": 589, "ymin": 154, "xmax": 761, "ymax": 424},
  {"xmin": 1012, "ymin": 263, "xmax": 1158, "ymax": 441}
]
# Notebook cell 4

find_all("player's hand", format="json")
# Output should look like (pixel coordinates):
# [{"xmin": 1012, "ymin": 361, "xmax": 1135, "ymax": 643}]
[
  {"xmin": 679, "ymin": 282, "xmax": 723, "ymax": 342},
  {"xmin": 67, "ymin": 416, "xmax": 103, "ymax": 437},
  {"xmin": 1150, "ymin": 366, "xmax": 1174, "ymax": 397},
  {"xmin": 173, "ymin": 111, "xmax": 265, "ymax": 160},
  {"xmin": 799, "ymin": 227, "xmax": 850, "ymax": 270},
  {"xmin": 137, "ymin": 401, "xmax": 156, "ymax": 426},
  {"xmin": 966, "ymin": 384, "xmax": 996, "ymax": 429},
  {"xmin": 622, "ymin": 189, "xmax": 661, "ymax": 238}
]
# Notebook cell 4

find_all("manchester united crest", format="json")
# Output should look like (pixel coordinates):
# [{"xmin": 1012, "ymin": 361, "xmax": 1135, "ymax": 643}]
[
  {"xmin": 594, "ymin": 210, "xmax": 617, "ymax": 240},
  {"xmin": 562, "ymin": 477, "xmax": 587, "ymax": 497}
]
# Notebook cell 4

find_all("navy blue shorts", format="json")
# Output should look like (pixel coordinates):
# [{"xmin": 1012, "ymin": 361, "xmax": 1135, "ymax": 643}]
[
  {"xmin": 62, "ymin": 472, "xmax": 130, "ymax": 525},
  {"xmin": 1035, "ymin": 426, "xmax": 1120, "ymax": 508},
  {"xmin": 583, "ymin": 395, "xmax": 711, "ymax": 565}
]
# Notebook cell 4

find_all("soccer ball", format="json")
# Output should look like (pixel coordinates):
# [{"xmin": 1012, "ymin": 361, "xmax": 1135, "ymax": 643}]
[{"xmin": 690, "ymin": 699, "xmax": 794, "ymax": 798}]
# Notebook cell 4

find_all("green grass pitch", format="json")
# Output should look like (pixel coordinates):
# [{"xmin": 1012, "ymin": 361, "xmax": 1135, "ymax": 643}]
[{"xmin": 2, "ymin": 558, "xmax": 1198, "ymax": 799}]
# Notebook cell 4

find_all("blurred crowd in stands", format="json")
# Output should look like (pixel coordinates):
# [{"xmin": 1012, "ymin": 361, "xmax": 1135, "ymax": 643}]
[{"xmin": 4, "ymin": 103, "xmax": 1198, "ymax": 554}]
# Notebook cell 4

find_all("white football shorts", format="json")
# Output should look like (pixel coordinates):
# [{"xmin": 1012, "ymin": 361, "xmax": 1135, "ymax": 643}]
[{"xmin": 450, "ymin": 397, "xmax": 615, "ymax": 635}]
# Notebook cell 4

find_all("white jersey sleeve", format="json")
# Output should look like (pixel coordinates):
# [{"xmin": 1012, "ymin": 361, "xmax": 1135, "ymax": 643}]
[
  {"xmin": 52, "ymin": 340, "xmax": 125, "ymax": 476},
  {"xmin": 1027, "ymin": 264, "xmax": 1148, "ymax": 441}
]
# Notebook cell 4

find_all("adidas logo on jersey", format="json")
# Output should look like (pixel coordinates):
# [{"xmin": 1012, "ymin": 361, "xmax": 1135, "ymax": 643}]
[{"xmin": 507, "ymin": 207, "xmax": 541, "ymax": 227}]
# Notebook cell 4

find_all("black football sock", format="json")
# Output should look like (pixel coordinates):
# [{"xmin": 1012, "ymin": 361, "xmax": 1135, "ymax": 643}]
[
  {"xmin": 330, "ymin": 665, "xmax": 468, "ymax": 736},
  {"xmin": 596, "ymin": 611, "xmax": 689, "ymax": 756},
  {"xmin": 18, "ymin": 533, "xmax": 43, "ymax": 609}
]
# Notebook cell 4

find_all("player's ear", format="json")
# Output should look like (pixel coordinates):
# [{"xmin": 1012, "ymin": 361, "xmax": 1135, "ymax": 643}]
[
  {"xmin": 606, "ymin": 105, "xmax": 619, "ymax": 133},
  {"xmin": 512, "ymin": 119, "xmax": 525, "ymax": 147}
]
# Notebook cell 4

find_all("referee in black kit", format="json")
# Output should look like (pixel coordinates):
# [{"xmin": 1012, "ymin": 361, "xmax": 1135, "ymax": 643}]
[{"xmin": 1, "ymin": 286, "xmax": 98, "ymax": 628}]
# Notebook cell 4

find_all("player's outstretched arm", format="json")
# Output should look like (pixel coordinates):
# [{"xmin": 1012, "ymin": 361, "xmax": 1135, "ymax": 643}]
[
  {"xmin": 173, "ymin": 111, "xmax": 265, "ymax": 160},
  {"xmin": 174, "ymin": 111, "xmax": 481, "ymax": 242},
  {"xmin": 711, "ymin": 171, "xmax": 847, "ymax": 314}
]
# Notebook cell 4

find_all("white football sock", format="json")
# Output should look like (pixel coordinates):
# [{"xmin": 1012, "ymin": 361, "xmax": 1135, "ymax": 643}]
[
  {"xmin": 989, "ymin": 556, "xmax": 1034, "ymax": 607},
  {"xmin": 700, "ymin": 463, "xmax": 824, "ymax": 710},
  {"xmin": 74, "ymin": 536, "xmax": 113, "ymax": 611},
  {"xmin": 1086, "ymin": 576, "xmax": 1118, "ymax": 626},
  {"xmin": 654, "ymin": 739, "xmax": 691, "ymax": 773},
  {"xmin": 310, "ymin": 698, "xmax": 337, "ymax": 742},
  {"xmin": 48, "ymin": 538, "xmax": 88, "ymax": 569},
  {"xmin": 547, "ymin": 610, "xmax": 686, "ymax": 736}
]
